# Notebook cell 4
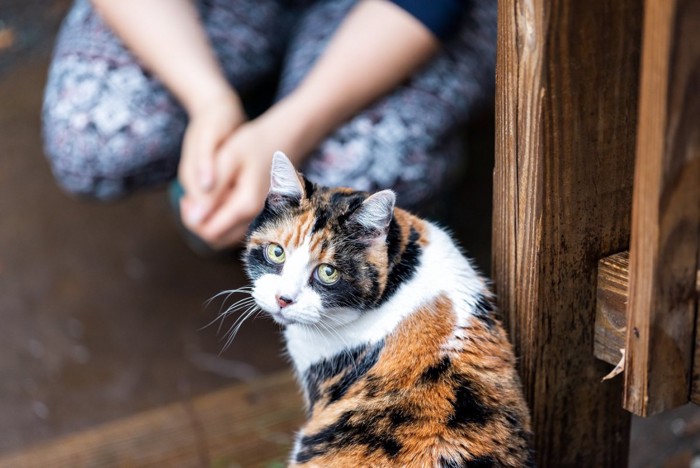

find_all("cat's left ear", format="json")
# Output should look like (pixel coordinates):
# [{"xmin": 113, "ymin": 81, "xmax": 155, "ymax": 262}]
[
  {"xmin": 351, "ymin": 190, "xmax": 396, "ymax": 235},
  {"xmin": 269, "ymin": 151, "xmax": 305, "ymax": 204}
]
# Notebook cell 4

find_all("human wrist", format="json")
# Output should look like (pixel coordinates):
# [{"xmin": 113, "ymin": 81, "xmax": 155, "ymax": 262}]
[
  {"xmin": 262, "ymin": 89, "xmax": 338, "ymax": 163},
  {"xmin": 183, "ymin": 80, "xmax": 244, "ymax": 120}
]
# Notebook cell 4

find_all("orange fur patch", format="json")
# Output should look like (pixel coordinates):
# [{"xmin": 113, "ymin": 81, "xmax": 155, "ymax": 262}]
[{"xmin": 292, "ymin": 297, "xmax": 532, "ymax": 467}]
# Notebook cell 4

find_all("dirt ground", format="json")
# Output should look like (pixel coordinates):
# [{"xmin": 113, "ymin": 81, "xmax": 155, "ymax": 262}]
[{"xmin": 1, "ymin": 2, "xmax": 699, "ymax": 467}]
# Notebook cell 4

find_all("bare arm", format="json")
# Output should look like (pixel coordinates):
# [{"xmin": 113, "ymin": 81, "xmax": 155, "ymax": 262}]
[
  {"xmin": 186, "ymin": 0, "xmax": 441, "ymax": 246},
  {"xmin": 91, "ymin": 0, "xmax": 245, "ymax": 197},
  {"xmin": 90, "ymin": 0, "xmax": 238, "ymax": 114},
  {"xmin": 263, "ymin": 0, "xmax": 441, "ymax": 165}
]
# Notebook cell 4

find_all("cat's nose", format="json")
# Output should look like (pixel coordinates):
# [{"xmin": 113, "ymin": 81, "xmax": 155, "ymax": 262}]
[{"xmin": 276, "ymin": 295, "xmax": 295, "ymax": 309}]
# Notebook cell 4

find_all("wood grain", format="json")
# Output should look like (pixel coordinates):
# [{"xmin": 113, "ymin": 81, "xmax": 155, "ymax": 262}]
[
  {"xmin": 623, "ymin": 0, "xmax": 700, "ymax": 417},
  {"xmin": 0, "ymin": 372, "xmax": 304, "ymax": 468},
  {"xmin": 494, "ymin": 0, "xmax": 641, "ymax": 465},
  {"xmin": 695, "ymin": 252, "xmax": 700, "ymax": 404},
  {"xmin": 595, "ymin": 252, "xmax": 630, "ymax": 366}
]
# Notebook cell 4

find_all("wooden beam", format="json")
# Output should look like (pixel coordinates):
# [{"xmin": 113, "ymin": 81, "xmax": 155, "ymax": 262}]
[
  {"xmin": 494, "ymin": 0, "xmax": 641, "ymax": 465},
  {"xmin": 623, "ymin": 0, "xmax": 700, "ymax": 417},
  {"xmin": 595, "ymin": 252, "xmax": 630, "ymax": 366},
  {"xmin": 0, "ymin": 372, "xmax": 303, "ymax": 468},
  {"xmin": 594, "ymin": 251, "xmax": 700, "ymax": 398}
]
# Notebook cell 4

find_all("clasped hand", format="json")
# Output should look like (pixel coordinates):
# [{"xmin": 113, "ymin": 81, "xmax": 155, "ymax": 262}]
[{"xmin": 178, "ymin": 93, "xmax": 296, "ymax": 249}]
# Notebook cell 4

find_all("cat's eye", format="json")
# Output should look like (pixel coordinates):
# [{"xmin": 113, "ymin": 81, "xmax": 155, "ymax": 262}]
[
  {"xmin": 315, "ymin": 264, "xmax": 340, "ymax": 285},
  {"xmin": 265, "ymin": 243, "xmax": 286, "ymax": 264}
]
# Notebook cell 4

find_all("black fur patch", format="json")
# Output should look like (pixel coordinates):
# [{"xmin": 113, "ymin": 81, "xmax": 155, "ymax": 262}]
[
  {"xmin": 440, "ymin": 455, "xmax": 497, "ymax": 468},
  {"xmin": 313, "ymin": 275, "xmax": 363, "ymax": 309},
  {"xmin": 387, "ymin": 407, "xmax": 415, "ymax": 426},
  {"xmin": 304, "ymin": 341, "xmax": 385, "ymax": 408},
  {"xmin": 243, "ymin": 245, "xmax": 282, "ymax": 279},
  {"xmin": 473, "ymin": 294, "xmax": 496, "ymax": 330},
  {"xmin": 378, "ymin": 227, "xmax": 422, "ymax": 304},
  {"xmin": 246, "ymin": 201, "xmax": 277, "ymax": 236},
  {"xmin": 327, "ymin": 343, "xmax": 383, "ymax": 403},
  {"xmin": 469, "ymin": 456, "xmax": 497, "ymax": 467},
  {"xmin": 335, "ymin": 193, "xmax": 367, "ymax": 226},
  {"xmin": 363, "ymin": 375, "xmax": 381, "ymax": 398},
  {"xmin": 311, "ymin": 205, "xmax": 332, "ymax": 233},
  {"xmin": 302, "ymin": 176, "xmax": 316, "ymax": 199},
  {"xmin": 420, "ymin": 356, "xmax": 452, "ymax": 383},
  {"xmin": 439, "ymin": 456, "xmax": 465, "ymax": 468},
  {"xmin": 447, "ymin": 374, "xmax": 492, "ymax": 428},
  {"xmin": 295, "ymin": 410, "xmax": 402, "ymax": 464},
  {"xmin": 385, "ymin": 217, "xmax": 403, "ymax": 262},
  {"xmin": 503, "ymin": 410, "xmax": 536, "ymax": 467}
]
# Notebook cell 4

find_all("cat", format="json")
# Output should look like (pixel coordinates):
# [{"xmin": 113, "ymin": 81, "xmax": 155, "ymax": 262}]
[{"xmin": 243, "ymin": 152, "xmax": 534, "ymax": 467}]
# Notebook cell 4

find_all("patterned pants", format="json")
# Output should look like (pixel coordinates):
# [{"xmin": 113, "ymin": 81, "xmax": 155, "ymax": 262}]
[{"xmin": 42, "ymin": 0, "xmax": 497, "ymax": 209}]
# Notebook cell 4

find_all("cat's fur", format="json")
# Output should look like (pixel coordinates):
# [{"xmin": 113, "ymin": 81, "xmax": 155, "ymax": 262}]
[{"xmin": 244, "ymin": 152, "xmax": 534, "ymax": 467}]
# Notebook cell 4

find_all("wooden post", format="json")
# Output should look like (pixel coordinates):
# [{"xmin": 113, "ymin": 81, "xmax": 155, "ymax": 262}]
[
  {"xmin": 493, "ymin": 0, "xmax": 642, "ymax": 465},
  {"xmin": 624, "ymin": 0, "xmax": 700, "ymax": 416},
  {"xmin": 594, "ymin": 252, "xmax": 630, "ymax": 366}
]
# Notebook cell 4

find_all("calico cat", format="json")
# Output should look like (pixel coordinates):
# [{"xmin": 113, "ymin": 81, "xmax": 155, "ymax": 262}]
[{"xmin": 243, "ymin": 152, "xmax": 534, "ymax": 467}]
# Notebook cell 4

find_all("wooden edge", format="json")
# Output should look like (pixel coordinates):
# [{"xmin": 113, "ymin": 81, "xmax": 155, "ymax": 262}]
[
  {"xmin": 595, "ymin": 251, "xmax": 700, "ymax": 378},
  {"xmin": 623, "ymin": 0, "xmax": 700, "ymax": 417},
  {"xmin": 0, "ymin": 372, "xmax": 304, "ymax": 468},
  {"xmin": 594, "ymin": 252, "xmax": 630, "ymax": 366}
]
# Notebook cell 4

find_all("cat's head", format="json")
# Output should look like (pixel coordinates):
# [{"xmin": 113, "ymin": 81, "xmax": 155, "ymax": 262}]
[{"xmin": 243, "ymin": 152, "xmax": 396, "ymax": 327}]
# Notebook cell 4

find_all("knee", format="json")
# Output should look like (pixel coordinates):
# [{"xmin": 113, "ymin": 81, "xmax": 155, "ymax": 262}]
[
  {"xmin": 42, "ymin": 121, "xmax": 182, "ymax": 201},
  {"xmin": 42, "ymin": 58, "xmax": 185, "ymax": 200},
  {"xmin": 42, "ymin": 98, "xmax": 183, "ymax": 201},
  {"xmin": 41, "ymin": 110, "xmax": 123, "ymax": 200}
]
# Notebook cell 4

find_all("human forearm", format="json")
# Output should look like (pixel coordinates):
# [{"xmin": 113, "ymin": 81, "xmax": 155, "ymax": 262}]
[
  {"xmin": 265, "ymin": 0, "xmax": 439, "ymax": 163},
  {"xmin": 91, "ymin": 0, "xmax": 241, "ymax": 115}
]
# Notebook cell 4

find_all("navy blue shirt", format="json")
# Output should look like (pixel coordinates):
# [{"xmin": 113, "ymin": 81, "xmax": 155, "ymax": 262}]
[{"xmin": 390, "ymin": 0, "xmax": 468, "ymax": 41}]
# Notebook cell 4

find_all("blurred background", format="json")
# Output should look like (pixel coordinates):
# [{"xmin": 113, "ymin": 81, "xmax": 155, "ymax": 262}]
[{"xmin": 0, "ymin": 2, "xmax": 699, "ymax": 467}]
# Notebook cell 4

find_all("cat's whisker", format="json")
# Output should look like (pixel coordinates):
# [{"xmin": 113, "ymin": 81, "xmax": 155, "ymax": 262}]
[
  {"xmin": 199, "ymin": 296, "xmax": 256, "ymax": 332},
  {"xmin": 222, "ymin": 302, "xmax": 258, "ymax": 334},
  {"xmin": 205, "ymin": 286, "xmax": 254, "ymax": 307},
  {"xmin": 220, "ymin": 297, "xmax": 256, "ymax": 316},
  {"xmin": 201, "ymin": 286, "xmax": 255, "ymax": 330},
  {"xmin": 220, "ymin": 305, "xmax": 260, "ymax": 353},
  {"xmin": 215, "ymin": 298, "xmax": 256, "ymax": 333}
]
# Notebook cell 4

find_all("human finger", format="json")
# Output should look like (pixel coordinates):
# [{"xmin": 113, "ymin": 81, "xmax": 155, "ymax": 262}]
[{"xmin": 198, "ymin": 173, "xmax": 264, "ymax": 244}]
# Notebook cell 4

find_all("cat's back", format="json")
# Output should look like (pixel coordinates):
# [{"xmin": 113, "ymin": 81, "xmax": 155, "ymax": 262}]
[{"xmin": 291, "ymin": 218, "xmax": 534, "ymax": 467}]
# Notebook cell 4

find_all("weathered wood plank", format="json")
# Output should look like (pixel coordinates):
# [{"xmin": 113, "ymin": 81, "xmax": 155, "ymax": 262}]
[
  {"xmin": 623, "ymin": 0, "xmax": 700, "ymax": 417},
  {"xmin": 594, "ymin": 250, "xmax": 700, "ymax": 370},
  {"xmin": 695, "ymin": 253, "xmax": 700, "ymax": 405},
  {"xmin": 494, "ymin": 0, "xmax": 641, "ymax": 465},
  {"xmin": 595, "ymin": 252, "xmax": 629, "ymax": 366},
  {"xmin": 0, "ymin": 372, "xmax": 304, "ymax": 468}
]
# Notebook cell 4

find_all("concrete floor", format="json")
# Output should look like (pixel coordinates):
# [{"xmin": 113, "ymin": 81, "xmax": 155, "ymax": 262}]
[{"xmin": 2, "ymin": 3, "xmax": 700, "ymax": 467}]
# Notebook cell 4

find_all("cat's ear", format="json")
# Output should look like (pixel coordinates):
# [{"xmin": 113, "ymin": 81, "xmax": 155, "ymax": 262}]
[
  {"xmin": 269, "ymin": 151, "xmax": 305, "ymax": 204},
  {"xmin": 352, "ymin": 190, "xmax": 396, "ymax": 234}
]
